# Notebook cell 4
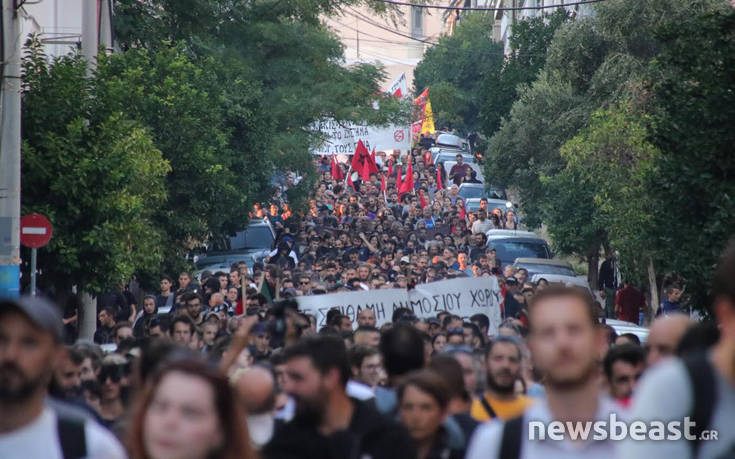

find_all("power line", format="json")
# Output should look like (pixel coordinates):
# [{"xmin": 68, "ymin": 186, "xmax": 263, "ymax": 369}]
[
  {"xmin": 363, "ymin": 0, "xmax": 608, "ymax": 12},
  {"xmin": 343, "ymin": 7, "xmax": 440, "ymax": 45},
  {"xmin": 328, "ymin": 17, "xmax": 427, "ymax": 45}
]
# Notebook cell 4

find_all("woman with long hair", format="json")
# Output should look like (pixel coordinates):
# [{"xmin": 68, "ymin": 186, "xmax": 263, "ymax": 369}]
[
  {"xmin": 398, "ymin": 370, "xmax": 465, "ymax": 459},
  {"xmin": 127, "ymin": 358, "xmax": 255, "ymax": 459}
]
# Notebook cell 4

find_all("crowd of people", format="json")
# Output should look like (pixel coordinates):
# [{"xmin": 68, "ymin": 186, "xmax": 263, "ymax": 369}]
[{"xmin": 1, "ymin": 149, "xmax": 734, "ymax": 459}]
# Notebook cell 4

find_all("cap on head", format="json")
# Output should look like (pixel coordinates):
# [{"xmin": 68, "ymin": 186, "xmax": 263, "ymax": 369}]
[{"xmin": 0, "ymin": 296, "xmax": 62, "ymax": 342}]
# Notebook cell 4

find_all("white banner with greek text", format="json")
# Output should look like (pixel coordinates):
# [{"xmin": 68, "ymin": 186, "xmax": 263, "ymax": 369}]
[
  {"xmin": 296, "ymin": 277, "xmax": 502, "ymax": 334},
  {"xmin": 311, "ymin": 119, "xmax": 411, "ymax": 156}
]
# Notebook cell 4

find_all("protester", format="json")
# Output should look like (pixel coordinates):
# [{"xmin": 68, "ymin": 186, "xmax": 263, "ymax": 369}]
[
  {"xmin": 0, "ymin": 297, "xmax": 126, "ymax": 458},
  {"xmin": 621, "ymin": 240, "xmax": 735, "ymax": 459},
  {"xmin": 127, "ymin": 358, "xmax": 255, "ymax": 459},
  {"xmin": 602, "ymin": 343, "xmax": 645, "ymax": 406},
  {"xmin": 645, "ymin": 313, "xmax": 694, "ymax": 367},
  {"xmin": 470, "ymin": 336, "xmax": 534, "ymax": 421},
  {"xmin": 398, "ymin": 370, "xmax": 465, "ymax": 459},
  {"xmin": 467, "ymin": 286, "xmax": 617, "ymax": 459},
  {"xmin": 262, "ymin": 335, "xmax": 417, "ymax": 458}
]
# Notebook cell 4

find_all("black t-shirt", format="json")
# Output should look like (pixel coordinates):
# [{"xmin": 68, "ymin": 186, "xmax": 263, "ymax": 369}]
[{"xmin": 263, "ymin": 398, "xmax": 417, "ymax": 459}]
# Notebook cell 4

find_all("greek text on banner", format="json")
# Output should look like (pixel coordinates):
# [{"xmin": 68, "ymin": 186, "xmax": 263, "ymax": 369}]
[{"xmin": 296, "ymin": 277, "xmax": 502, "ymax": 334}]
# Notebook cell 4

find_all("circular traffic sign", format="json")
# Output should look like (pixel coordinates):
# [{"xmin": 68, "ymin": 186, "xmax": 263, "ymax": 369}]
[{"xmin": 20, "ymin": 214, "xmax": 53, "ymax": 248}]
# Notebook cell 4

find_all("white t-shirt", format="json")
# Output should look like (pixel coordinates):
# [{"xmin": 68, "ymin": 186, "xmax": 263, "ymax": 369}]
[
  {"xmin": 0, "ymin": 406, "xmax": 127, "ymax": 459},
  {"xmin": 466, "ymin": 396, "xmax": 621, "ymax": 459}
]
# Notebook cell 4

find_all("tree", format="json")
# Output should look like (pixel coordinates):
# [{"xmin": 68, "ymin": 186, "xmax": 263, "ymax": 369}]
[
  {"xmin": 546, "ymin": 105, "xmax": 659, "ymax": 291},
  {"xmin": 643, "ymin": 3, "xmax": 735, "ymax": 308},
  {"xmin": 413, "ymin": 13, "xmax": 504, "ymax": 133},
  {"xmin": 94, "ymin": 47, "xmax": 269, "ymax": 266},
  {"xmin": 21, "ymin": 40, "xmax": 170, "ymax": 295},
  {"xmin": 479, "ymin": 8, "xmax": 571, "ymax": 137}
]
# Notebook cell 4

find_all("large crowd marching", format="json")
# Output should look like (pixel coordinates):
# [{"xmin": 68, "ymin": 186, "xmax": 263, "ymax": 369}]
[{"xmin": 1, "ymin": 146, "xmax": 734, "ymax": 459}]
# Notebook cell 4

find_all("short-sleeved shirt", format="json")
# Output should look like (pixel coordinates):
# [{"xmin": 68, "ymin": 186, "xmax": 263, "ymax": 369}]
[{"xmin": 0, "ymin": 405, "xmax": 126, "ymax": 459}]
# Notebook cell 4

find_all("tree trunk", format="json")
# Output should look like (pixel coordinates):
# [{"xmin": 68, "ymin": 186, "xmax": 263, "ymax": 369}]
[
  {"xmin": 79, "ymin": 290, "xmax": 97, "ymax": 341},
  {"xmin": 647, "ymin": 257, "xmax": 658, "ymax": 324},
  {"xmin": 587, "ymin": 253, "xmax": 599, "ymax": 293}
]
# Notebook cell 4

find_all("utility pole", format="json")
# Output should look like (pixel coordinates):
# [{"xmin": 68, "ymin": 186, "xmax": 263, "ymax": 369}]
[
  {"xmin": 81, "ymin": 0, "xmax": 98, "ymax": 73},
  {"xmin": 78, "ymin": 0, "xmax": 100, "ymax": 339},
  {"xmin": 0, "ymin": 0, "xmax": 22, "ymax": 298},
  {"xmin": 355, "ymin": 17, "xmax": 360, "ymax": 59}
]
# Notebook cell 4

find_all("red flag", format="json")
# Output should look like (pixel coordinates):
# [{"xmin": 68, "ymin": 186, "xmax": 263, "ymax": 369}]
[
  {"xmin": 369, "ymin": 149, "xmax": 379, "ymax": 174},
  {"xmin": 388, "ymin": 159, "xmax": 393, "ymax": 178},
  {"xmin": 436, "ymin": 166, "xmax": 443, "ymax": 190},
  {"xmin": 380, "ymin": 174, "xmax": 386, "ymax": 192},
  {"xmin": 350, "ymin": 140, "xmax": 370, "ymax": 172},
  {"xmin": 360, "ymin": 157, "xmax": 371, "ymax": 182},
  {"xmin": 331, "ymin": 155, "xmax": 344, "ymax": 180},
  {"xmin": 419, "ymin": 190, "xmax": 427, "ymax": 209},
  {"xmin": 395, "ymin": 165, "xmax": 402, "ymax": 194},
  {"xmin": 459, "ymin": 200, "xmax": 466, "ymax": 219},
  {"xmin": 347, "ymin": 171, "xmax": 356, "ymax": 191},
  {"xmin": 393, "ymin": 88, "xmax": 402, "ymax": 98},
  {"xmin": 399, "ymin": 158, "xmax": 414, "ymax": 195}
]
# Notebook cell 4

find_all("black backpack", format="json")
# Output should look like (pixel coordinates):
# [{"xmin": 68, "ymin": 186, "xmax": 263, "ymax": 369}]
[
  {"xmin": 50, "ymin": 400, "xmax": 88, "ymax": 459},
  {"xmin": 497, "ymin": 353, "xmax": 717, "ymax": 459}
]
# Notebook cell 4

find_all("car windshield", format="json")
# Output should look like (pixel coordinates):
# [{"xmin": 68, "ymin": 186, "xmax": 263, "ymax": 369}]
[
  {"xmin": 489, "ymin": 240, "xmax": 551, "ymax": 264},
  {"xmin": 458, "ymin": 186, "xmax": 507, "ymax": 200},
  {"xmin": 210, "ymin": 225, "xmax": 273, "ymax": 251},
  {"xmin": 518, "ymin": 263, "xmax": 574, "ymax": 277}
]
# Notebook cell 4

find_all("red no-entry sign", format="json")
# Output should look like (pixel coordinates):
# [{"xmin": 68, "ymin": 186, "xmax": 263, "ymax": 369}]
[{"xmin": 20, "ymin": 214, "xmax": 53, "ymax": 248}]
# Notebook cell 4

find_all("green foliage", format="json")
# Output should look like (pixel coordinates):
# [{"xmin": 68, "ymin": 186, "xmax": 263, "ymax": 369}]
[
  {"xmin": 94, "ymin": 47, "xmax": 268, "ymax": 249},
  {"xmin": 643, "ymin": 4, "xmax": 735, "ymax": 307},
  {"xmin": 479, "ymin": 8, "xmax": 570, "ymax": 137},
  {"xmin": 484, "ymin": 71, "xmax": 590, "ymax": 228},
  {"xmin": 482, "ymin": 0, "xmax": 735, "ymax": 306},
  {"xmin": 548, "ymin": 105, "xmax": 659, "ymax": 283},
  {"xmin": 21, "ymin": 42, "xmax": 170, "ymax": 293},
  {"xmin": 413, "ymin": 13, "xmax": 503, "ymax": 133}
]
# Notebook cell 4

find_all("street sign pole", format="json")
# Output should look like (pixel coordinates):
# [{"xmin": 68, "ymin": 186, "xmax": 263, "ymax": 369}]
[
  {"xmin": 30, "ymin": 248, "xmax": 37, "ymax": 296},
  {"xmin": 20, "ymin": 214, "xmax": 53, "ymax": 296}
]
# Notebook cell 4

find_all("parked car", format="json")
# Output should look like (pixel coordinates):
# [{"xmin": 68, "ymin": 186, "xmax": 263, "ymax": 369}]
[
  {"xmin": 194, "ymin": 218, "xmax": 275, "ymax": 276},
  {"xmin": 529, "ymin": 273, "xmax": 590, "ymax": 291},
  {"xmin": 485, "ymin": 230, "xmax": 552, "ymax": 267},
  {"xmin": 515, "ymin": 258, "xmax": 576, "ymax": 278},
  {"xmin": 607, "ymin": 319, "xmax": 649, "ymax": 343},
  {"xmin": 435, "ymin": 133, "xmax": 471, "ymax": 152},
  {"xmin": 458, "ymin": 183, "xmax": 507, "ymax": 201}
]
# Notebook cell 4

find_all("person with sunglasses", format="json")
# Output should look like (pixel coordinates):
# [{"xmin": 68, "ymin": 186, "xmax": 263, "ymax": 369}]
[{"xmin": 98, "ymin": 355, "xmax": 131, "ymax": 429}]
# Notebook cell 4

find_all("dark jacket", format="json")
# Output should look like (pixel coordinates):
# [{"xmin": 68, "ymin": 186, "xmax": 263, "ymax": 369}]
[
  {"xmin": 263, "ymin": 398, "xmax": 417, "ymax": 459},
  {"xmin": 425, "ymin": 425, "xmax": 465, "ymax": 459},
  {"xmin": 598, "ymin": 258, "xmax": 619, "ymax": 290}
]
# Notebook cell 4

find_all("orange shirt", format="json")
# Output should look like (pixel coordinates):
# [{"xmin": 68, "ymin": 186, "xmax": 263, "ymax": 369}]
[{"xmin": 470, "ymin": 393, "xmax": 535, "ymax": 422}]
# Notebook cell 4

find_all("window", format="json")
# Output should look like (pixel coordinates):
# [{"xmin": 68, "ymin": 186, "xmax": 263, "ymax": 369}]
[{"xmin": 411, "ymin": 7, "xmax": 423, "ymax": 38}]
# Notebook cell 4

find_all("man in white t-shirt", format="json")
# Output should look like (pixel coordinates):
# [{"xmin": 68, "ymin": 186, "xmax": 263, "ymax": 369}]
[{"xmin": 0, "ymin": 296, "xmax": 126, "ymax": 459}]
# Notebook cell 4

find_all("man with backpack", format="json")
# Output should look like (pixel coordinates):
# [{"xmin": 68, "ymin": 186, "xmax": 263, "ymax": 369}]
[
  {"xmin": 466, "ymin": 285, "xmax": 619, "ymax": 459},
  {"xmin": 621, "ymin": 241, "xmax": 735, "ymax": 458},
  {"xmin": 0, "ymin": 296, "xmax": 125, "ymax": 458}
]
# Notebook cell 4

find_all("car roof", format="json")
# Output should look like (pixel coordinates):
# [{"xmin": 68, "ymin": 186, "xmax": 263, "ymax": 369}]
[
  {"xmin": 486, "ymin": 229, "xmax": 540, "ymax": 239},
  {"xmin": 435, "ymin": 133, "xmax": 464, "ymax": 148},
  {"xmin": 514, "ymin": 258, "xmax": 572, "ymax": 268},
  {"xmin": 530, "ymin": 274, "xmax": 589, "ymax": 290}
]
